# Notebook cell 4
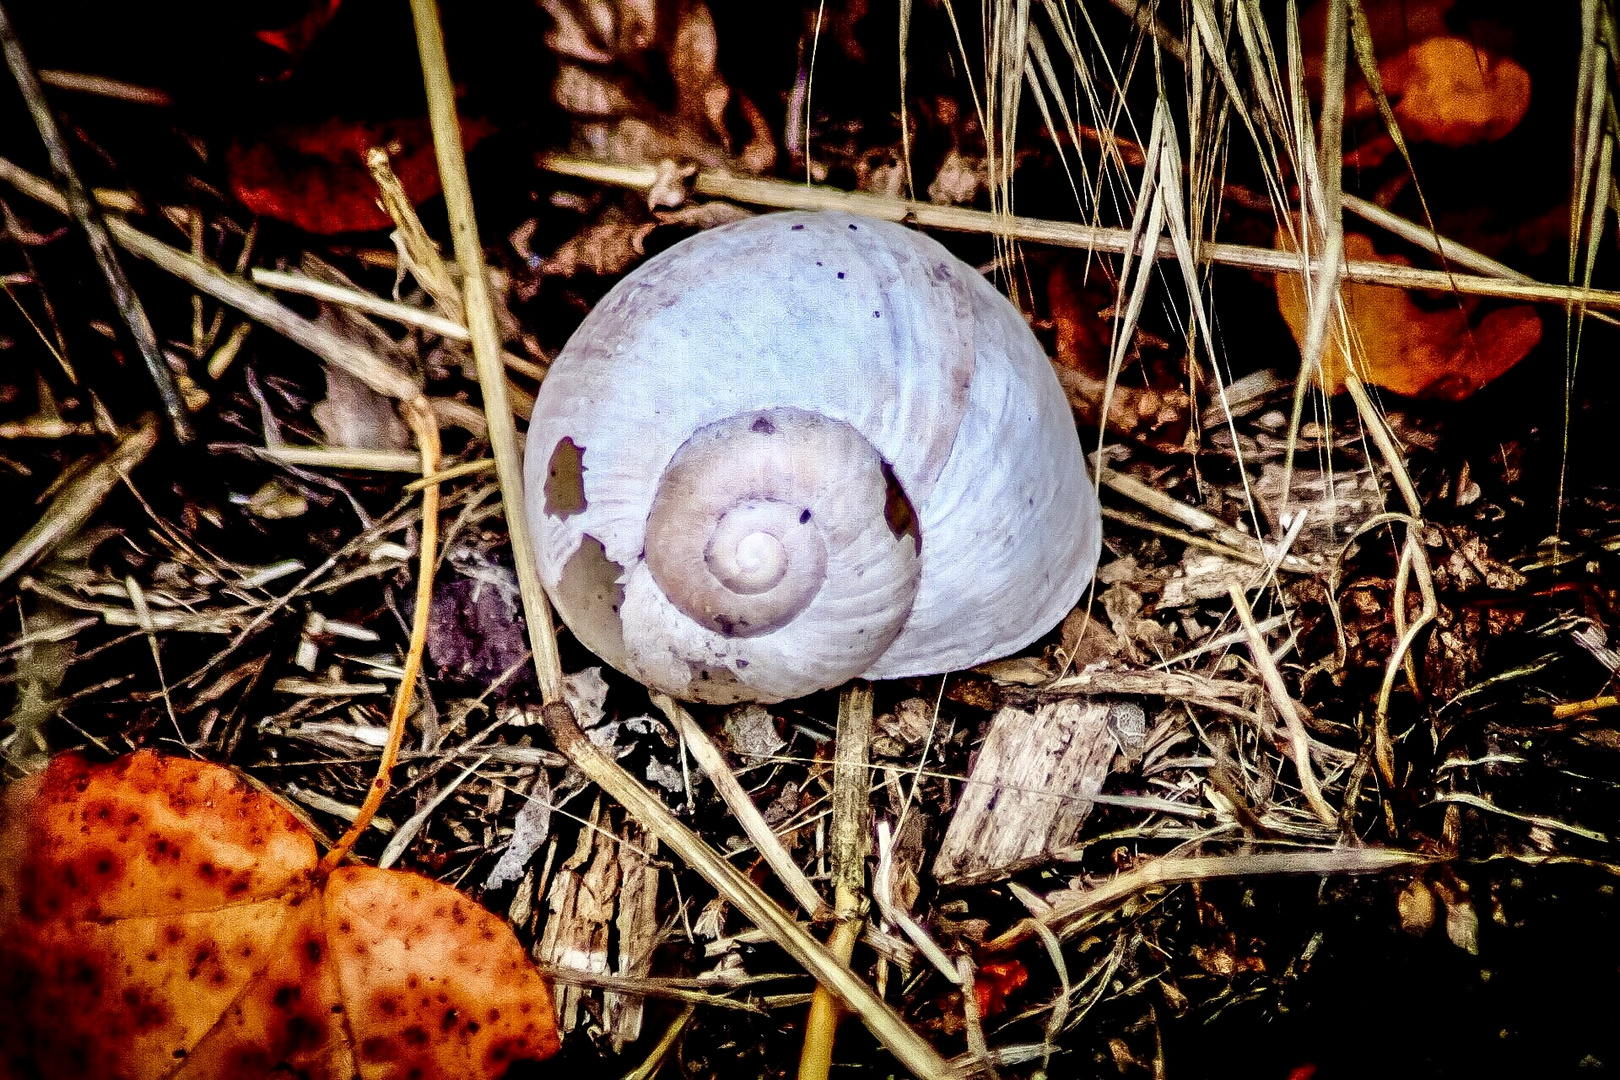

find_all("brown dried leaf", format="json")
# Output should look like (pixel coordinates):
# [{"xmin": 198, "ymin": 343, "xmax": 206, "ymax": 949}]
[
  {"xmin": 543, "ymin": 0, "xmax": 772, "ymax": 173},
  {"xmin": 1276, "ymin": 231, "xmax": 1542, "ymax": 399},
  {"xmin": 1049, "ymin": 260, "xmax": 1191, "ymax": 447},
  {"xmin": 0, "ymin": 752, "xmax": 560, "ymax": 1079},
  {"xmin": 542, "ymin": 206, "xmax": 657, "ymax": 278},
  {"xmin": 312, "ymin": 368, "xmax": 410, "ymax": 452}
]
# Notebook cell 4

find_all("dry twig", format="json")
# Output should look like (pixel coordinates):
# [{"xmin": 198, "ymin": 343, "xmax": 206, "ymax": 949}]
[
  {"xmin": 0, "ymin": 416, "xmax": 158, "ymax": 587},
  {"xmin": 653, "ymin": 691, "xmax": 827, "ymax": 920},
  {"xmin": 541, "ymin": 155, "xmax": 1620, "ymax": 311},
  {"xmin": 0, "ymin": 3, "xmax": 189, "ymax": 439},
  {"xmin": 799, "ymin": 682, "xmax": 874, "ymax": 1080}
]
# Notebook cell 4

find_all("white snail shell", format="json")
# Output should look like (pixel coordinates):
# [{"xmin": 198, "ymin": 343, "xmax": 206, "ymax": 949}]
[{"xmin": 524, "ymin": 211, "xmax": 1101, "ymax": 704}]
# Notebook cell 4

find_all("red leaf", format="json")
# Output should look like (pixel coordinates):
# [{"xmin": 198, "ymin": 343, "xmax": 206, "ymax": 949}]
[
  {"xmin": 973, "ymin": 958, "xmax": 1029, "ymax": 1017},
  {"xmin": 227, "ymin": 115, "xmax": 495, "ymax": 235},
  {"xmin": 255, "ymin": 0, "xmax": 344, "ymax": 64}
]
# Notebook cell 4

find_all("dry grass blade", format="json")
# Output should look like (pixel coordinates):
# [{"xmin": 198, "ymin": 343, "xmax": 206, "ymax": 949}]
[
  {"xmin": 1023, "ymin": 22, "xmax": 1089, "ymax": 214},
  {"xmin": 1100, "ymin": 469, "xmax": 1312, "ymax": 572},
  {"xmin": 652, "ymin": 692, "xmax": 826, "ymax": 920},
  {"xmin": 898, "ymin": 0, "xmax": 915, "ymax": 199},
  {"xmin": 367, "ymin": 146, "xmax": 464, "ymax": 323},
  {"xmin": 798, "ymin": 682, "xmax": 874, "ymax": 1080},
  {"xmin": 1040, "ymin": 0, "xmax": 1141, "ymax": 212},
  {"xmin": 1282, "ymin": 0, "xmax": 1347, "ymax": 499},
  {"xmin": 1096, "ymin": 102, "xmax": 1167, "ymax": 477},
  {"xmin": 1150, "ymin": 102, "xmax": 1265, "ymax": 529},
  {"xmin": 0, "ymin": 2, "xmax": 190, "ymax": 441},
  {"xmin": 1188, "ymin": 0, "xmax": 1289, "ymax": 212},
  {"xmin": 623, "ymin": 1006, "xmax": 697, "ymax": 1080},
  {"xmin": 537, "ymin": 968, "xmax": 763, "ymax": 1013},
  {"xmin": 36, "ymin": 68, "xmax": 171, "ymax": 105},
  {"xmin": 0, "ymin": 415, "xmax": 158, "ymax": 587},
  {"xmin": 1228, "ymin": 582, "xmax": 1337, "ymax": 826},
  {"xmin": 985, "ymin": 847, "xmax": 1428, "ymax": 949},
  {"xmin": 1340, "ymin": 513, "xmax": 1438, "ymax": 786},
  {"xmin": 409, "ymin": 0, "xmax": 564, "ymax": 706},
  {"xmin": 1108, "ymin": 0, "xmax": 1186, "ymax": 63},
  {"xmin": 540, "ymin": 155, "xmax": 1620, "ymax": 309},
  {"xmin": 243, "ymin": 445, "xmax": 423, "ymax": 471},
  {"xmin": 1341, "ymin": 194, "xmax": 1528, "ymax": 283},
  {"xmin": 250, "ymin": 268, "xmax": 470, "ymax": 341}
]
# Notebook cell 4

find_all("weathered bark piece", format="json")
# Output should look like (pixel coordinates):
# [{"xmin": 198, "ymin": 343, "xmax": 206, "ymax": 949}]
[
  {"xmin": 933, "ymin": 700, "xmax": 1116, "ymax": 885},
  {"xmin": 604, "ymin": 824, "xmax": 660, "ymax": 1052},
  {"xmin": 535, "ymin": 797, "xmax": 620, "ymax": 1032}
]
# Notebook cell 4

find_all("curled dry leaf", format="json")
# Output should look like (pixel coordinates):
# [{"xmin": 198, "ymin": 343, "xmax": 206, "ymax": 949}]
[
  {"xmin": 1275, "ymin": 230, "xmax": 1541, "ymax": 400},
  {"xmin": 540, "ymin": 205, "xmax": 657, "ymax": 278},
  {"xmin": 228, "ymin": 115, "xmax": 494, "ymax": 235},
  {"xmin": 0, "ymin": 751, "xmax": 560, "ymax": 1079},
  {"xmin": 542, "ymin": 0, "xmax": 774, "ymax": 172},
  {"xmin": 312, "ymin": 367, "xmax": 411, "ymax": 452}
]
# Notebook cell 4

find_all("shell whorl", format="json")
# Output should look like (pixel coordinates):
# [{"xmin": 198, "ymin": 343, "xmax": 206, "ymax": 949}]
[
  {"xmin": 525, "ymin": 210, "xmax": 1101, "ymax": 704},
  {"xmin": 643, "ymin": 407, "xmax": 920, "ymax": 644}
]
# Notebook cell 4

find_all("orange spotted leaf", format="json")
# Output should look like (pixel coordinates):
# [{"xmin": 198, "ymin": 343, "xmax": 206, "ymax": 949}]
[{"xmin": 0, "ymin": 751, "xmax": 560, "ymax": 1080}]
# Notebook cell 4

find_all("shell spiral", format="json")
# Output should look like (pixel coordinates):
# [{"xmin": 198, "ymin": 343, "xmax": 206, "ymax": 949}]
[{"xmin": 525, "ymin": 211, "xmax": 1101, "ymax": 704}]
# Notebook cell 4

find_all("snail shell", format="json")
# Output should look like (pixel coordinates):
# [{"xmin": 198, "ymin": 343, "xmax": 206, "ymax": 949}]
[{"xmin": 525, "ymin": 211, "xmax": 1101, "ymax": 704}]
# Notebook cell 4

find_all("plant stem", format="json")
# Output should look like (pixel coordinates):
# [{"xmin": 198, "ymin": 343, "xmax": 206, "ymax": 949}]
[{"xmin": 0, "ymin": 2, "xmax": 190, "ymax": 441}]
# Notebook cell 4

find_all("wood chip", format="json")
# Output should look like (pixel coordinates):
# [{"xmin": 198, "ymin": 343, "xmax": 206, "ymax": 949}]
[{"xmin": 933, "ymin": 700, "xmax": 1119, "ymax": 886}]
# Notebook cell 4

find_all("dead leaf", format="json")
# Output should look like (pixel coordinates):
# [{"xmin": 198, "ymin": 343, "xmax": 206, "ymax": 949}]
[
  {"xmin": 312, "ymin": 368, "xmax": 410, "ymax": 451},
  {"xmin": 227, "ymin": 115, "xmax": 494, "ymax": 235},
  {"xmin": 543, "ymin": 0, "xmax": 774, "ymax": 173},
  {"xmin": 1059, "ymin": 606, "xmax": 1126, "ymax": 668},
  {"xmin": 1397, "ymin": 877, "xmax": 1438, "ymax": 935},
  {"xmin": 427, "ymin": 541, "xmax": 527, "ymax": 686},
  {"xmin": 722, "ymin": 704, "xmax": 784, "ymax": 761},
  {"xmin": 1276, "ymin": 230, "xmax": 1542, "ymax": 399},
  {"xmin": 972, "ymin": 959, "xmax": 1028, "ymax": 1017},
  {"xmin": 541, "ymin": 205, "xmax": 656, "ymax": 278},
  {"xmin": 926, "ymin": 149, "xmax": 985, "ymax": 206},
  {"xmin": 247, "ymin": 480, "xmax": 309, "ymax": 520},
  {"xmin": 255, "ymin": 0, "xmax": 343, "ymax": 76},
  {"xmin": 484, "ymin": 773, "xmax": 554, "ymax": 891},
  {"xmin": 0, "ymin": 751, "xmax": 560, "ymax": 1079},
  {"xmin": 1049, "ymin": 259, "xmax": 1192, "ymax": 446},
  {"xmin": 1348, "ymin": 36, "xmax": 1531, "ymax": 149}
]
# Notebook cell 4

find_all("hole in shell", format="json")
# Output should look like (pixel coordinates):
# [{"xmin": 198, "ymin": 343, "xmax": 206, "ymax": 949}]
[
  {"xmin": 544, "ymin": 438, "xmax": 587, "ymax": 519},
  {"xmin": 881, "ymin": 462, "xmax": 921, "ymax": 554},
  {"xmin": 554, "ymin": 534, "xmax": 625, "ymax": 663}
]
